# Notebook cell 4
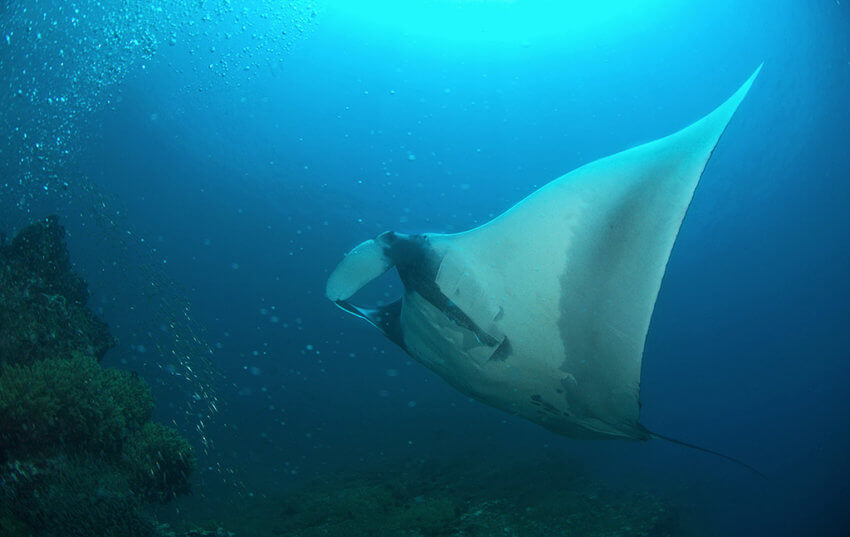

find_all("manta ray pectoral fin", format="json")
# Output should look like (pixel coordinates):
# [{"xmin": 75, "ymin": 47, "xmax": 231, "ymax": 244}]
[{"xmin": 425, "ymin": 64, "xmax": 763, "ymax": 438}]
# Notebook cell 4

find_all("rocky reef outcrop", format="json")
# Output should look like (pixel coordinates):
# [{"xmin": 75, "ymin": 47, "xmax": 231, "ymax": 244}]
[{"xmin": 0, "ymin": 216, "xmax": 195, "ymax": 537}]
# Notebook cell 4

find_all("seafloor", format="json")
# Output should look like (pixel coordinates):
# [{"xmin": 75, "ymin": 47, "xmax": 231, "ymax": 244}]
[{"xmin": 183, "ymin": 457, "xmax": 684, "ymax": 537}]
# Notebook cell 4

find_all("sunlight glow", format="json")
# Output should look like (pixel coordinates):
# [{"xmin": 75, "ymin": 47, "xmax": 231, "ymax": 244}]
[{"xmin": 325, "ymin": 0, "xmax": 671, "ymax": 45}]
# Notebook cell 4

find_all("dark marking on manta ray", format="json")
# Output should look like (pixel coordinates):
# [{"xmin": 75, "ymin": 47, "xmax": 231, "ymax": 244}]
[
  {"xmin": 530, "ymin": 394, "xmax": 561, "ymax": 415},
  {"xmin": 488, "ymin": 338, "xmax": 512, "ymax": 361}
]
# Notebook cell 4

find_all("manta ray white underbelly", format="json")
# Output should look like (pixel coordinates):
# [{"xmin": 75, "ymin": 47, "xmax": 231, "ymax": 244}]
[{"xmin": 327, "ymin": 66, "xmax": 761, "ymax": 443}]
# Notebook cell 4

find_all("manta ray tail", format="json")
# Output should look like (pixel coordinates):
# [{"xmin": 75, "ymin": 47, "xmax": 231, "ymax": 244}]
[{"xmin": 644, "ymin": 427, "xmax": 768, "ymax": 479}]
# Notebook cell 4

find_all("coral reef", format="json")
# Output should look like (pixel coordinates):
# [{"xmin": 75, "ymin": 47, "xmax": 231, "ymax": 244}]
[
  {"xmin": 1, "ymin": 455, "xmax": 162, "ymax": 537},
  {"xmin": 0, "ymin": 353, "xmax": 154, "ymax": 459},
  {"xmin": 123, "ymin": 422, "xmax": 197, "ymax": 504},
  {"xmin": 0, "ymin": 217, "xmax": 196, "ymax": 536}
]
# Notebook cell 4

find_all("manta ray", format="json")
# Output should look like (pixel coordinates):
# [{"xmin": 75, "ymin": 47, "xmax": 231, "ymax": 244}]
[{"xmin": 327, "ymin": 66, "xmax": 762, "ymax": 471}]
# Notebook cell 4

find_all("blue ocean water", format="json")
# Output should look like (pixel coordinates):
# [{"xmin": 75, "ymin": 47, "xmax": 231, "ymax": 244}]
[{"xmin": 2, "ymin": 0, "xmax": 848, "ymax": 535}]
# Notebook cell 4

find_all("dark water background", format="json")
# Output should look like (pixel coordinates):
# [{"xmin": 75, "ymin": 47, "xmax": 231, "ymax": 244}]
[{"xmin": 2, "ymin": 0, "xmax": 849, "ymax": 535}]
